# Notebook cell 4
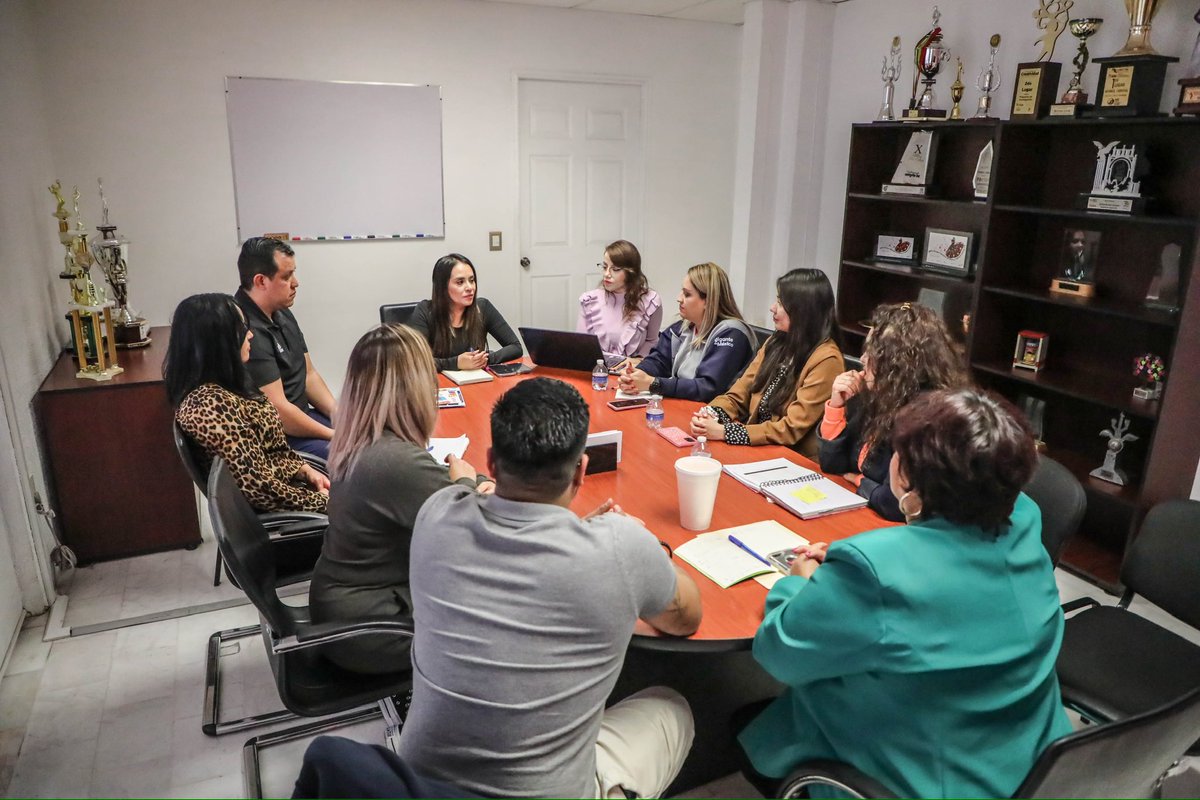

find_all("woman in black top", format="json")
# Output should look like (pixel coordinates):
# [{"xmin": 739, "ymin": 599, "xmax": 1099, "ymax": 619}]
[{"xmin": 407, "ymin": 253, "xmax": 523, "ymax": 372}]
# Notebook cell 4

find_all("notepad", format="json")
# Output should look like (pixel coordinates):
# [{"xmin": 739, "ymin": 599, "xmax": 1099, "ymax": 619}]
[
  {"xmin": 427, "ymin": 435, "xmax": 469, "ymax": 464},
  {"xmin": 724, "ymin": 458, "xmax": 868, "ymax": 520},
  {"xmin": 674, "ymin": 520, "xmax": 809, "ymax": 588},
  {"xmin": 443, "ymin": 369, "xmax": 493, "ymax": 386}
]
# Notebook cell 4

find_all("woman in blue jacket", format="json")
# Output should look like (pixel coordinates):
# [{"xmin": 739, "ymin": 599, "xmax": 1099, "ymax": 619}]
[
  {"xmin": 617, "ymin": 262, "xmax": 754, "ymax": 402},
  {"xmin": 738, "ymin": 388, "xmax": 1072, "ymax": 799}
]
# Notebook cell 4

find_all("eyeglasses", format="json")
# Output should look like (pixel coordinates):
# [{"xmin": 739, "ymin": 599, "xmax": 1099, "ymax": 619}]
[{"xmin": 597, "ymin": 263, "xmax": 625, "ymax": 274}]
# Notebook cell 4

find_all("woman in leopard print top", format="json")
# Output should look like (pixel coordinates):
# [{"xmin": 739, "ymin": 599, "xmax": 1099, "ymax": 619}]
[{"xmin": 164, "ymin": 294, "xmax": 328, "ymax": 513}]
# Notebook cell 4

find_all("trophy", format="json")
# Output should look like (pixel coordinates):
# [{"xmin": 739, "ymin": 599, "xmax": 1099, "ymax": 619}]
[
  {"xmin": 1144, "ymin": 242, "xmax": 1181, "ymax": 310},
  {"xmin": 906, "ymin": 7, "xmax": 950, "ymax": 119},
  {"xmin": 1093, "ymin": 0, "xmax": 1177, "ymax": 117},
  {"xmin": 1089, "ymin": 412, "xmax": 1137, "ymax": 486},
  {"xmin": 882, "ymin": 130, "xmax": 937, "ymax": 195},
  {"xmin": 973, "ymin": 141, "xmax": 994, "ymax": 199},
  {"xmin": 1012, "ymin": 0, "xmax": 1070, "ymax": 119},
  {"xmin": 49, "ymin": 181, "xmax": 122, "ymax": 381},
  {"xmin": 974, "ymin": 34, "xmax": 1003, "ymax": 118},
  {"xmin": 1051, "ymin": 18, "xmax": 1104, "ymax": 117},
  {"xmin": 1078, "ymin": 141, "xmax": 1149, "ymax": 213},
  {"xmin": 949, "ymin": 58, "xmax": 965, "ymax": 119},
  {"xmin": 1175, "ymin": 7, "xmax": 1200, "ymax": 115},
  {"xmin": 91, "ymin": 179, "xmax": 150, "ymax": 348},
  {"xmin": 878, "ymin": 36, "xmax": 903, "ymax": 121}
]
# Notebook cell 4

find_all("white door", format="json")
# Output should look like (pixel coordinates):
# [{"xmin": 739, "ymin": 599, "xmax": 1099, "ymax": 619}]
[
  {"xmin": 518, "ymin": 79, "xmax": 643, "ymax": 330},
  {"xmin": 0, "ymin": 378, "xmax": 27, "ymax": 660}
]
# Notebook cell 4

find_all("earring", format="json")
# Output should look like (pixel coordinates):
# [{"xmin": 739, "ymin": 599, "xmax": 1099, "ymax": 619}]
[{"xmin": 899, "ymin": 490, "xmax": 923, "ymax": 523}]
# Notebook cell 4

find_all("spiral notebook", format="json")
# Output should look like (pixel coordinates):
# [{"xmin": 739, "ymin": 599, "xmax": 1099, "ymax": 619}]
[{"xmin": 723, "ymin": 458, "xmax": 868, "ymax": 520}]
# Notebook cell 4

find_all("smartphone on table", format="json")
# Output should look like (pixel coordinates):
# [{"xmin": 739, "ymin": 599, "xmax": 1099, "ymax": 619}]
[
  {"xmin": 767, "ymin": 549, "xmax": 799, "ymax": 574},
  {"xmin": 607, "ymin": 397, "xmax": 651, "ymax": 411}
]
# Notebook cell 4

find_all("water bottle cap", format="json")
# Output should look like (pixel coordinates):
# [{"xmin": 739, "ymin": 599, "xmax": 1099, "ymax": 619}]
[{"xmin": 697, "ymin": 436, "xmax": 706, "ymax": 444}]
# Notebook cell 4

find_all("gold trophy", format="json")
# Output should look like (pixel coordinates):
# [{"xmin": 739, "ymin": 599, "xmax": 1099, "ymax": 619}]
[
  {"xmin": 1093, "ymin": 0, "xmax": 1178, "ymax": 116},
  {"xmin": 949, "ymin": 58, "xmax": 965, "ymax": 119},
  {"xmin": 1051, "ymin": 18, "xmax": 1104, "ymax": 116},
  {"xmin": 49, "ymin": 181, "xmax": 122, "ymax": 381},
  {"xmin": 91, "ymin": 179, "xmax": 150, "ymax": 348}
]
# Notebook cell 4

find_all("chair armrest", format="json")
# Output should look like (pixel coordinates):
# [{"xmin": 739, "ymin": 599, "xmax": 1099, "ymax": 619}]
[
  {"xmin": 298, "ymin": 452, "xmax": 329, "ymax": 475},
  {"xmin": 777, "ymin": 760, "xmax": 898, "ymax": 799},
  {"xmin": 272, "ymin": 618, "xmax": 415, "ymax": 654},
  {"xmin": 1061, "ymin": 596, "xmax": 1100, "ymax": 616},
  {"xmin": 259, "ymin": 512, "xmax": 328, "ymax": 537},
  {"xmin": 259, "ymin": 511, "xmax": 327, "ymax": 524}
]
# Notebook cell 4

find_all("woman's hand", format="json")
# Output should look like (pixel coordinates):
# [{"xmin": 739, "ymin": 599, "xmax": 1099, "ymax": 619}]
[
  {"xmin": 828, "ymin": 370, "xmax": 865, "ymax": 409},
  {"xmin": 689, "ymin": 410, "xmax": 726, "ymax": 441},
  {"xmin": 788, "ymin": 542, "xmax": 828, "ymax": 578},
  {"xmin": 456, "ymin": 349, "xmax": 488, "ymax": 370},
  {"xmin": 618, "ymin": 368, "xmax": 654, "ymax": 394},
  {"xmin": 446, "ymin": 453, "xmax": 477, "ymax": 484},
  {"xmin": 301, "ymin": 464, "xmax": 330, "ymax": 495}
]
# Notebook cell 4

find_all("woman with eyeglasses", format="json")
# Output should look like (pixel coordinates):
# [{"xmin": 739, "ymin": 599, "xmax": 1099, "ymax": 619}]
[
  {"xmin": 164, "ymin": 293, "xmax": 328, "ymax": 513},
  {"xmin": 618, "ymin": 262, "xmax": 756, "ymax": 402},
  {"xmin": 817, "ymin": 302, "xmax": 967, "ymax": 521},
  {"xmin": 576, "ymin": 240, "xmax": 662, "ymax": 368},
  {"xmin": 408, "ymin": 253, "xmax": 523, "ymax": 373},
  {"xmin": 689, "ymin": 268, "xmax": 843, "ymax": 459}
]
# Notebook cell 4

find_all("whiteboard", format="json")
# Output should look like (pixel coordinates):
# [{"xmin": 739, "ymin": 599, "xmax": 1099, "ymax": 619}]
[{"xmin": 225, "ymin": 77, "xmax": 444, "ymax": 241}]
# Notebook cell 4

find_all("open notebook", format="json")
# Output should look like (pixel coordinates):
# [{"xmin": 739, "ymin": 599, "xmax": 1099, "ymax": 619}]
[
  {"xmin": 675, "ymin": 520, "xmax": 809, "ymax": 588},
  {"xmin": 724, "ymin": 457, "xmax": 868, "ymax": 520}
]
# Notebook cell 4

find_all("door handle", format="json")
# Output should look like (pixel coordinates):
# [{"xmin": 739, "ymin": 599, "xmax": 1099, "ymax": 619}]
[{"xmin": 520, "ymin": 257, "xmax": 531, "ymax": 270}]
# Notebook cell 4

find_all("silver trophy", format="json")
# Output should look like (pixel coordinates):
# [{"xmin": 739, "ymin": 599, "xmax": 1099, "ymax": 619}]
[
  {"xmin": 879, "ymin": 36, "xmax": 903, "ymax": 121},
  {"xmin": 914, "ymin": 7, "xmax": 950, "ymax": 115},
  {"xmin": 1090, "ymin": 412, "xmax": 1137, "ymax": 486},
  {"xmin": 91, "ymin": 179, "xmax": 150, "ymax": 348},
  {"xmin": 974, "ymin": 34, "xmax": 1003, "ymax": 118}
]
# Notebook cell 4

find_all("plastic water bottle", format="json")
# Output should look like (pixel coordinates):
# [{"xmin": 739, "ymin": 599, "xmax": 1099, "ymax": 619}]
[
  {"xmin": 591, "ymin": 359, "xmax": 608, "ymax": 391},
  {"xmin": 690, "ymin": 436, "xmax": 711, "ymax": 458},
  {"xmin": 645, "ymin": 395, "xmax": 665, "ymax": 429}
]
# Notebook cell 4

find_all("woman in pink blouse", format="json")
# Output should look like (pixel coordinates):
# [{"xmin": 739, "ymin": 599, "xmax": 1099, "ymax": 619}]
[{"xmin": 577, "ymin": 240, "xmax": 663, "ymax": 365}]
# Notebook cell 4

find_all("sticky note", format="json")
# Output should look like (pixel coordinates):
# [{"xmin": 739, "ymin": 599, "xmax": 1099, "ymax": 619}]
[{"xmin": 791, "ymin": 486, "xmax": 827, "ymax": 504}]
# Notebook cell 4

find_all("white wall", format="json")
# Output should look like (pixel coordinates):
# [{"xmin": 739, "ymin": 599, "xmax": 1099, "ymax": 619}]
[
  {"xmin": 27, "ymin": 0, "xmax": 742, "ymax": 394},
  {"xmin": 0, "ymin": 1, "xmax": 67, "ymax": 616}
]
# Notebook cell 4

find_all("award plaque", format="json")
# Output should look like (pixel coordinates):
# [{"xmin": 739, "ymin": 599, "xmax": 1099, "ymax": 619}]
[
  {"xmin": 882, "ymin": 130, "xmax": 936, "ymax": 195},
  {"xmin": 1017, "ymin": 394, "xmax": 1048, "ymax": 452},
  {"xmin": 1050, "ymin": 229, "xmax": 1100, "ymax": 298},
  {"xmin": 1175, "ymin": 8, "xmax": 1200, "ymax": 115},
  {"xmin": 1092, "ymin": 0, "xmax": 1176, "ymax": 117},
  {"xmin": 1144, "ymin": 242, "xmax": 1182, "ymax": 311},
  {"xmin": 1011, "ymin": 62, "xmax": 1063, "ymax": 119},
  {"xmin": 1090, "ymin": 412, "xmax": 1137, "ymax": 486},
  {"xmin": 1078, "ymin": 140, "xmax": 1149, "ymax": 214},
  {"xmin": 1013, "ymin": 330, "xmax": 1048, "ymax": 372},
  {"xmin": 973, "ymin": 141, "xmax": 993, "ymax": 199},
  {"xmin": 921, "ymin": 228, "xmax": 974, "ymax": 276}
]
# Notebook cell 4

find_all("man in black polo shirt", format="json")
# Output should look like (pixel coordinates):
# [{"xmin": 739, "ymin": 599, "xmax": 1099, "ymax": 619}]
[{"xmin": 233, "ymin": 237, "xmax": 337, "ymax": 460}]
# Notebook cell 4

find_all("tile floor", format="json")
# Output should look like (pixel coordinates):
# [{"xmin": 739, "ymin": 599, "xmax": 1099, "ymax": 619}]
[{"xmin": 2, "ymin": 546, "xmax": 1198, "ymax": 798}]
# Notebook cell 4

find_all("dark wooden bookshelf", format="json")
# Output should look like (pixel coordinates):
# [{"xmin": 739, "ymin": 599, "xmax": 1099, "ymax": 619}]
[{"xmin": 836, "ymin": 118, "xmax": 1200, "ymax": 590}]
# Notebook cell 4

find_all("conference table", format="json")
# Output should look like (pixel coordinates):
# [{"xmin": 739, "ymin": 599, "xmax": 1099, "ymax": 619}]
[{"xmin": 434, "ymin": 364, "xmax": 897, "ymax": 791}]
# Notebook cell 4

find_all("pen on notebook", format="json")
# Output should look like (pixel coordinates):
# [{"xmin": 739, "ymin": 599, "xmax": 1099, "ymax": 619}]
[
  {"xmin": 728, "ymin": 535, "xmax": 770, "ymax": 566},
  {"xmin": 743, "ymin": 465, "xmax": 789, "ymax": 476}
]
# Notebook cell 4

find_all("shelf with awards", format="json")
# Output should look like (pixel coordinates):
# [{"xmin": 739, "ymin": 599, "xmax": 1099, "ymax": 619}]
[{"xmin": 836, "ymin": 116, "xmax": 1200, "ymax": 590}]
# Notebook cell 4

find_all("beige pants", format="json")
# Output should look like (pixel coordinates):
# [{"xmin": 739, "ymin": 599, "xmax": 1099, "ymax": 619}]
[{"xmin": 594, "ymin": 686, "xmax": 695, "ymax": 799}]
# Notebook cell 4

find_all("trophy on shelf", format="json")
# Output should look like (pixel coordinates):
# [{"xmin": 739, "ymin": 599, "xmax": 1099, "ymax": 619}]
[
  {"xmin": 91, "ymin": 179, "xmax": 150, "ymax": 349},
  {"xmin": 1175, "ymin": 6, "xmax": 1200, "ymax": 115},
  {"xmin": 973, "ymin": 141, "xmax": 994, "ymax": 199},
  {"xmin": 882, "ymin": 130, "xmax": 937, "ymax": 195},
  {"xmin": 49, "ymin": 181, "xmax": 122, "ymax": 381},
  {"xmin": 904, "ymin": 7, "xmax": 951, "ymax": 119},
  {"xmin": 1012, "ymin": 0, "xmax": 1070, "ymax": 119},
  {"xmin": 1093, "ymin": 0, "xmax": 1178, "ymax": 117},
  {"xmin": 949, "ymin": 58, "xmax": 966, "ymax": 119},
  {"xmin": 1078, "ymin": 140, "xmax": 1150, "ymax": 214},
  {"xmin": 878, "ymin": 36, "xmax": 903, "ymax": 121},
  {"xmin": 1144, "ymin": 242, "xmax": 1182, "ymax": 310},
  {"xmin": 974, "ymin": 34, "xmax": 1003, "ymax": 118},
  {"xmin": 1090, "ymin": 412, "xmax": 1137, "ymax": 486},
  {"xmin": 1050, "ymin": 18, "xmax": 1104, "ymax": 117}
]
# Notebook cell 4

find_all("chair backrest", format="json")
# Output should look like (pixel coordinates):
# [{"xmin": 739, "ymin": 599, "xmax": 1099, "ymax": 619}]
[
  {"xmin": 379, "ymin": 302, "xmax": 419, "ymax": 326},
  {"xmin": 1023, "ymin": 455, "xmax": 1086, "ymax": 567},
  {"xmin": 207, "ymin": 458, "xmax": 299, "ymax": 637},
  {"xmin": 1014, "ymin": 684, "xmax": 1200, "ymax": 798},
  {"xmin": 173, "ymin": 421, "xmax": 210, "ymax": 495},
  {"xmin": 749, "ymin": 325, "xmax": 774, "ymax": 348},
  {"xmin": 1122, "ymin": 499, "xmax": 1200, "ymax": 629}
]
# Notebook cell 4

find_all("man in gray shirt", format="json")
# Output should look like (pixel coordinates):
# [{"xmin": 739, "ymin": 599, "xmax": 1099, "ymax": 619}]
[{"xmin": 401, "ymin": 377, "xmax": 702, "ymax": 798}]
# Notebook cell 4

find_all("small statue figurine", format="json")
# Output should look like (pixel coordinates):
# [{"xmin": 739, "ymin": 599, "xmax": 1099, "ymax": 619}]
[
  {"xmin": 1033, "ymin": 0, "xmax": 1074, "ymax": 62},
  {"xmin": 1089, "ymin": 412, "xmax": 1138, "ymax": 486},
  {"xmin": 48, "ymin": 180, "xmax": 67, "ymax": 218},
  {"xmin": 879, "ymin": 36, "xmax": 903, "ymax": 121}
]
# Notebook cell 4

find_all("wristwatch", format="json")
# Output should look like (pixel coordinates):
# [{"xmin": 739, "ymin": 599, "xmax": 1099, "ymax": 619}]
[{"xmin": 649, "ymin": 377, "xmax": 663, "ymax": 393}]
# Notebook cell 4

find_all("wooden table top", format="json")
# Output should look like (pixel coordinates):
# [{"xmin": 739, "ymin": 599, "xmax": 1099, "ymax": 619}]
[
  {"xmin": 435, "ymin": 365, "xmax": 897, "ymax": 651},
  {"xmin": 38, "ymin": 325, "xmax": 172, "ymax": 394}
]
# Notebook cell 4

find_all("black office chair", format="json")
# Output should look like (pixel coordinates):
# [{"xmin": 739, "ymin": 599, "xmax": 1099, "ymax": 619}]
[
  {"xmin": 749, "ymin": 325, "xmax": 774, "ymax": 348},
  {"xmin": 207, "ymin": 459, "xmax": 415, "ymax": 799},
  {"xmin": 1023, "ymin": 454, "xmax": 1086, "ymax": 567},
  {"xmin": 1055, "ymin": 499, "xmax": 1200, "ymax": 754},
  {"xmin": 776, "ymin": 684, "xmax": 1200, "ymax": 798},
  {"xmin": 379, "ymin": 302, "xmax": 419, "ymax": 326}
]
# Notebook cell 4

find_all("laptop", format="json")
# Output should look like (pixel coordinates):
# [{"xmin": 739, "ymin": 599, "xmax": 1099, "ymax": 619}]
[{"xmin": 519, "ymin": 328, "xmax": 625, "ymax": 372}]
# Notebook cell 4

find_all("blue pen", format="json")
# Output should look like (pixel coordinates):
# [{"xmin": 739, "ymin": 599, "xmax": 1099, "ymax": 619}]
[{"xmin": 728, "ymin": 535, "xmax": 770, "ymax": 566}]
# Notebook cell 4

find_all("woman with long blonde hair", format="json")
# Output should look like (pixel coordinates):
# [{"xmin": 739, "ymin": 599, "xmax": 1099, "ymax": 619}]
[
  {"xmin": 310, "ymin": 324, "xmax": 492, "ymax": 674},
  {"xmin": 618, "ymin": 262, "xmax": 755, "ymax": 402}
]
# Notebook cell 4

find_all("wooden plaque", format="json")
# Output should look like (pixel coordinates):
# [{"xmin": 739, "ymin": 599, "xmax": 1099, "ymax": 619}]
[{"xmin": 1011, "ymin": 62, "xmax": 1062, "ymax": 119}]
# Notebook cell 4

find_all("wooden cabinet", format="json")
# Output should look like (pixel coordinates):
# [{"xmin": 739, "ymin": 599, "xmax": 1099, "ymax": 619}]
[
  {"xmin": 836, "ymin": 119, "xmax": 1200, "ymax": 589},
  {"xmin": 35, "ymin": 325, "xmax": 201, "ymax": 564}
]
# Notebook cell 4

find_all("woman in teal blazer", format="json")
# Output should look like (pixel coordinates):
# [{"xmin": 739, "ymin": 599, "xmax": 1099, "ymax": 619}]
[{"xmin": 738, "ymin": 388, "xmax": 1073, "ymax": 799}]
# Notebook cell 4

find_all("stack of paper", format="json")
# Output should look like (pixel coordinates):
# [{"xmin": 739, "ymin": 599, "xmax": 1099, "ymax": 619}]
[
  {"xmin": 674, "ymin": 520, "xmax": 808, "ymax": 588},
  {"xmin": 724, "ymin": 458, "xmax": 868, "ymax": 520}
]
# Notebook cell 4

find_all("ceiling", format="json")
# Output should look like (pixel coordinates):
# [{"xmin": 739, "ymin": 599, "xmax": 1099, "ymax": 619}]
[{"xmin": 475, "ymin": 0, "xmax": 805, "ymax": 26}]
